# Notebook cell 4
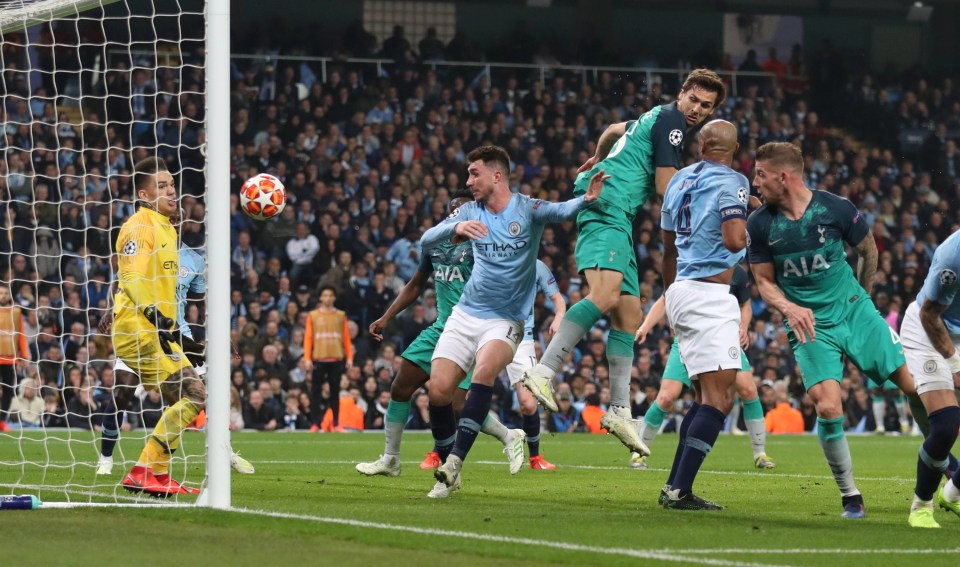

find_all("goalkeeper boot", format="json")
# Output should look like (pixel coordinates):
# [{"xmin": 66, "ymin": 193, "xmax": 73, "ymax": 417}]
[
  {"xmin": 0, "ymin": 420, "xmax": 10, "ymax": 432},
  {"xmin": 529, "ymin": 455, "xmax": 557, "ymax": 470},
  {"xmin": 841, "ymin": 494, "xmax": 866, "ymax": 519},
  {"xmin": 630, "ymin": 452, "xmax": 648, "ymax": 469},
  {"xmin": 937, "ymin": 485, "xmax": 960, "ymax": 518},
  {"xmin": 231, "ymin": 452, "xmax": 256, "ymax": 474},
  {"xmin": 356, "ymin": 454, "xmax": 401, "ymax": 477},
  {"xmin": 520, "ymin": 368, "xmax": 558, "ymax": 412},
  {"xmin": 503, "ymin": 429, "xmax": 526, "ymax": 475},
  {"xmin": 419, "ymin": 451, "xmax": 441, "ymax": 470},
  {"xmin": 121, "ymin": 466, "xmax": 151, "ymax": 494},
  {"xmin": 754, "ymin": 454, "xmax": 776, "ymax": 469},
  {"xmin": 148, "ymin": 473, "xmax": 201, "ymax": 497},
  {"xmin": 908, "ymin": 507, "xmax": 940, "ymax": 528},
  {"xmin": 600, "ymin": 406, "xmax": 650, "ymax": 456},
  {"xmin": 96, "ymin": 455, "xmax": 114, "ymax": 475}
]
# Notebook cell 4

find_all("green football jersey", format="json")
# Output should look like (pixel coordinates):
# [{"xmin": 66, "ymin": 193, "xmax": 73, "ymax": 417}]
[
  {"xmin": 746, "ymin": 190, "xmax": 870, "ymax": 326},
  {"xmin": 418, "ymin": 239, "xmax": 474, "ymax": 325},
  {"xmin": 574, "ymin": 102, "xmax": 686, "ymax": 219}
]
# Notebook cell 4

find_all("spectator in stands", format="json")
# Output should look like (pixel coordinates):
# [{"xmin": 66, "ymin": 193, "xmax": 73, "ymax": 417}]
[
  {"xmin": 7, "ymin": 377, "xmax": 42, "ymax": 428},
  {"xmin": 243, "ymin": 390, "xmax": 279, "ymax": 431},
  {"xmin": 764, "ymin": 385, "xmax": 804, "ymax": 434}
]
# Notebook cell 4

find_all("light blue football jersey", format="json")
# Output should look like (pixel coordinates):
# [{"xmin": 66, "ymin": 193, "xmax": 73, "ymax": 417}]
[
  {"xmin": 526, "ymin": 259, "xmax": 560, "ymax": 339},
  {"xmin": 916, "ymin": 230, "xmax": 960, "ymax": 334},
  {"xmin": 176, "ymin": 246, "xmax": 206, "ymax": 339},
  {"xmin": 420, "ymin": 193, "xmax": 585, "ymax": 322},
  {"xmin": 661, "ymin": 160, "xmax": 749, "ymax": 280}
]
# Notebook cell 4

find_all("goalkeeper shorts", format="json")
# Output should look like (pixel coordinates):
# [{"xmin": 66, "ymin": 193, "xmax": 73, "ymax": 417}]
[{"xmin": 112, "ymin": 326, "xmax": 193, "ymax": 389}]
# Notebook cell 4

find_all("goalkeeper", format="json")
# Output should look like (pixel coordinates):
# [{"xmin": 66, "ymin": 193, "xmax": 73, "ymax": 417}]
[
  {"xmin": 96, "ymin": 207, "xmax": 254, "ymax": 477},
  {"xmin": 111, "ymin": 157, "xmax": 205, "ymax": 497}
]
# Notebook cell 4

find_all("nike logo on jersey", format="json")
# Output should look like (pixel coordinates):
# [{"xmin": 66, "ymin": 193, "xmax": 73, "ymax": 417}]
[{"xmin": 768, "ymin": 238, "xmax": 784, "ymax": 246}]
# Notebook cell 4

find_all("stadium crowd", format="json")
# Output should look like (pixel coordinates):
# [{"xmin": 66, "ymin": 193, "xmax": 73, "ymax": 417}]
[{"xmin": 0, "ymin": 19, "xmax": 958, "ymax": 436}]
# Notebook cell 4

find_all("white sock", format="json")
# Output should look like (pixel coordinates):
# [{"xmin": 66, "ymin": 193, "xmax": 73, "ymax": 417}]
[
  {"xmin": 872, "ymin": 398, "xmax": 886, "ymax": 430},
  {"xmin": 745, "ymin": 418, "xmax": 766, "ymax": 458},
  {"xmin": 911, "ymin": 494, "xmax": 933, "ymax": 512},
  {"xmin": 639, "ymin": 420, "xmax": 659, "ymax": 450},
  {"xmin": 945, "ymin": 478, "xmax": 960, "ymax": 503},
  {"xmin": 481, "ymin": 412, "xmax": 511, "ymax": 444},
  {"xmin": 728, "ymin": 399, "xmax": 741, "ymax": 431},
  {"xmin": 384, "ymin": 420, "xmax": 405, "ymax": 456}
]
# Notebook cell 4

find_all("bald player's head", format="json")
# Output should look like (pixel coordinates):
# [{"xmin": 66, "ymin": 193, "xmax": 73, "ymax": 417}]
[{"xmin": 699, "ymin": 120, "xmax": 739, "ymax": 165}]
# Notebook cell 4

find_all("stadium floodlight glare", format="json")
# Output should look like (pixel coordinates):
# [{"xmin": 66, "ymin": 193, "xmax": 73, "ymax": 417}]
[{"xmin": 906, "ymin": 1, "xmax": 933, "ymax": 22}]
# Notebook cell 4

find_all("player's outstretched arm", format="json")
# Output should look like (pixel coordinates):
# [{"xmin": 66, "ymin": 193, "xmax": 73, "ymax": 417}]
[
  {"xmin": 854, "ymin": 231, "xmax": 878, "ymax": 293},
  {"xmin": 919, "ymin": 299, "xmax": 960, "ymax": 387},
  {"xmin": 750, "ymin": 261, "xmax": 816, "ymax": 344},
  {"xmin": 578, "ymin": 123, "xmax": 628, "ymax": 172},
  {"xmin": 533, "ymin": 170, "xmax": 608, "ymax": 224},
  {"xmin": 636, "ymin": 295, "xmax": 667, "ymax": 343},
  {"xmin": 369, "ymin": 269, "xmax": 431, "ymax": 341}
]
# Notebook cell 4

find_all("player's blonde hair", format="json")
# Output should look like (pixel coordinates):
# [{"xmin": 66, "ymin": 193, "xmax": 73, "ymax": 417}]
[
  {"xmin": 681, "ymin": 69, "xmax": 727, "ymax": 108},
  {"xmin": 756, "ymin": 142, "xmax": 804, "ymax": 174}
]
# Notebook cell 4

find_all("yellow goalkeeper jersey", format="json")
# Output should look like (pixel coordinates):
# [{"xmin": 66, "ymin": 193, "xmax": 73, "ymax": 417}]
[{"xmin": 113, "ymin": 207, "xmax": 179, "ymax": 329}]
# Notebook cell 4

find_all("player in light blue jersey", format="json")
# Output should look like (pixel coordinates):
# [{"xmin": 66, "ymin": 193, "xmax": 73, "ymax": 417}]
[
  {"xmin": 659, "ymin": 121, "xmax": 749, "ymax": 511},
  {"xmin": 96, "ymin": 216, "xmax": 255, "ymax": 476},
  {"xmin": 900, "ymin": 230, "xmax": 960, "ymax": 527},
  {"xmin": 422, "ymin": 145, "xmax": 604, "ymax": 497}
]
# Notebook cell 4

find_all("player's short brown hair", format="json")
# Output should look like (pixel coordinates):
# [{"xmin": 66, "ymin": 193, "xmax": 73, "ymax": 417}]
[
  {"xmin": 466, "ymin": 145, "xmax": 511, "ymax": 176},
  {"xmin": 681, "ymin": 69, "xmax": 727, "ymax": 108},
  {"xmin": 133, "ymin": 157, "xmax": 169, "ymax": 195},
  {"xmin": 756, "ymin": 142, "xmax": 804, "ymax": 174}
]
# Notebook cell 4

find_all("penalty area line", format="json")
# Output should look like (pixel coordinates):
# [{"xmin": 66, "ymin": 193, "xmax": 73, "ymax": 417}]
[{"xmin": 229, "ymin": 507, "xmax": 787, "ymax": 567}]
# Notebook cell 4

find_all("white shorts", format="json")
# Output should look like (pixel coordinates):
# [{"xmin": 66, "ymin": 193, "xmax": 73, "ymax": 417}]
[
  {"xmin": 432, "ymin": 306, "xmax": 523, "ymax": 373},
  {"xmin": 665, "ymin": 279, "xmax": 742, "ymax": 379},
  {"xmin": 506, "ymin": 339, "xmax": 537, "ymax": 386},
  {"xmin": 901, "ymin": 301, "xmax": 959, "ymax": 395}
]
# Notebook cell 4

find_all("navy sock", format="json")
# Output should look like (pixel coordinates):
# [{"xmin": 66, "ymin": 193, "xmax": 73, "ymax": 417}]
[
  {"xmin": 100, "ymin": 405, "xmax": 121, "ymax": 458},
  {"xmin": 948, "ymin": 453, "xmax": 960, "ymax": 481},
  {"xmin": 916, "ymin": 406, "xmax": 960, "ymax": 501},
  {"xmin": 451, "ymin": 383, "xmax": 493, "ymax": 461},
  {"xmin": 522, "ymin": 411, "xmax": 541, "ymax": 457},
  {"xmin": 428, "ymin": 404, "xmax": 457, "ymax": 462},
  {"xmin": 667, "ymin": 403, "xmax": 699, "ymax": 487},
  {"xmin": 672, "ymin": 404, "xmax": 726, "ymax": 494}
]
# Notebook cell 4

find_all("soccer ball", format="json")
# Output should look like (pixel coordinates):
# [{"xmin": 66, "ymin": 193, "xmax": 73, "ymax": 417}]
[{"xmin": 239, "ymin": 173, "xmax": 286, "ymax": 221}]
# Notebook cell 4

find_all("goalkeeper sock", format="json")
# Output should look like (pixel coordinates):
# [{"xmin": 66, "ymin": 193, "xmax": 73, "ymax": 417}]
[
  {"xmin": 522, "ymin": 411, "xmax": 541, "ymax": 457},
  {"xmin": 817, "ymin": 416, "xmax": 859, "ymax": 497},
  {"xmin": 480, "ymin": 412, "xmax": 510, "ymax": 444},
  {"xmin": 139, "ymin": 398, "xmax": 201, "ymax": 474},
  {"xmin": 915, "ymin": 406, "xmax": 960, "ymax": 501},
  {"xmin": 451, "ymin": 383, "xmax": 493, "ymax": 461},
  {"xmin": 383, "ymin": 400, "xmax": 411, "ymax": 457},
  {"xmin": 742, "ymin": 396, "xmax": 767, "ymax": 458},
  {"xmin": 428, "ymin": 403, "xmax": 456, "ymax": 462},
  {"xmin": 538, "ymin": 299, "xmax": 602, "ymax": 373}
]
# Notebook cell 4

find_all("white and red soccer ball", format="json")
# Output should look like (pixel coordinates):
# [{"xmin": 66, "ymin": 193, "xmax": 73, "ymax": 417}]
[{"xmin": 239, "ymin": 173, "xmax": 286, "ymax": 221}]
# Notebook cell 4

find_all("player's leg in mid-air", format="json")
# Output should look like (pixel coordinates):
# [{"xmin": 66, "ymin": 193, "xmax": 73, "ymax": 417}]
[
  {"xmin": 734, "ymin": 356, "xmax": 775, "ymax": 469},
  {"xmin": 506, "ymin": 340, "xmax": 554, "ymax": 470},
  {"xmin": 524, "ymin": 208, "xmax": 648, "ymax": 457}
]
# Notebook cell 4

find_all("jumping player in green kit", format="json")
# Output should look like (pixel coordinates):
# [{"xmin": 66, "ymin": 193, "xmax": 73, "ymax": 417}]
[
  {"xmin": 522, "ymin": 69, "xmax": 727, "ymax": 455},
  {"xmin": 747, "ymin": 142, "xmax": 921, "ymax": 519}
]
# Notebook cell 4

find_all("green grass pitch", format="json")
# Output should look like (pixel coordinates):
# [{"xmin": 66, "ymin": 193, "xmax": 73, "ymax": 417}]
[{"xmin": 2, "ymin": 430, "xmax": 959, "ymax": 566}]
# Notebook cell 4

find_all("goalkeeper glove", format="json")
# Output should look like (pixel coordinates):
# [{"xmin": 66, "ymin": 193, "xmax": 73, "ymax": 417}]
[
  {"xmin": 143, "ymin": 306, "xmax": 175, "ymax": 330},
  {"xmin": 171, "ymin": 331, "xmax": 206, "ymax": 368}
]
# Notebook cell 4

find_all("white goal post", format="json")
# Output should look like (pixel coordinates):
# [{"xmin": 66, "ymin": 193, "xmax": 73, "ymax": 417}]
[{"xmin": 0, "ymin": 0, "xmax": 231, "ymax": 508}]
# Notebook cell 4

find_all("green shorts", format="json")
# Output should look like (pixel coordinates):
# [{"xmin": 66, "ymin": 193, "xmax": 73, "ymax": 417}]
[
  {"xmin": 401, "ymin": 322, "xmax": 474, "ymax": 386},
  {"xmin": 574, "ymin": 204, "xmax": 640, "ymax": 298},
  {"xmin": 662, "ymin": 338, "xmax": 750, "ymax": 387},
  {"xmin": 789, "ymin": 296, "xmax": 906, "ymax": 391}
]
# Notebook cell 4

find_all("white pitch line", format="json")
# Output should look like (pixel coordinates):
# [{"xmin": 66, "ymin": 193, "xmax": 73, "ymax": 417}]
[
  {"xmin": 229, "ymin": 507, "xmax": 787, "ymax": 567},
  {"xmin": 665, "ymin": 548, "xmax": 960, "ymax": 555},
  {"xmin": 251, "ymin": 459, "xmax": 915, "ymax": 483}
]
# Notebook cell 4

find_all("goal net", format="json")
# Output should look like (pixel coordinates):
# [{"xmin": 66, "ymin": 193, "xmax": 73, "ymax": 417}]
[{"xmin": 0, "ymin": 0, "xmax": 220, "ymax": 506}]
